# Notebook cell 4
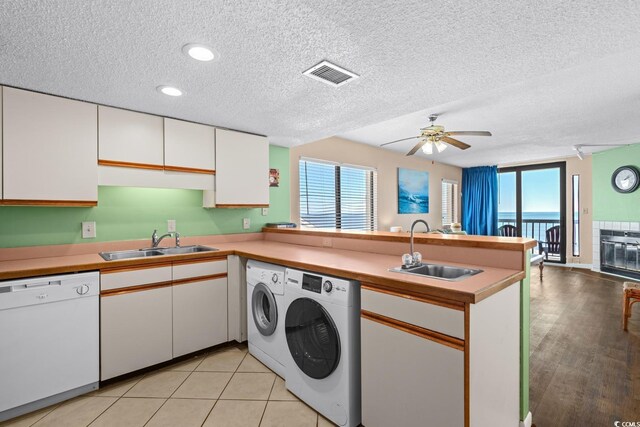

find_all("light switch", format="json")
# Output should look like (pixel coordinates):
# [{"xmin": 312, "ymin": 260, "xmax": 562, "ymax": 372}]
[
  {"xmin": 82, "ymin": 222, "xmax": 96, "ymax": 239},
  {"xmin": 243, "ymin": 218, "xmax": 251, "ymax": 230},
  {"xmin": 261, "ymin": 208, "xmax": 269, "ymax": 216},
  {"xmin": 167, "ymin": 219, "xmax": 176, "ymax": 232}
]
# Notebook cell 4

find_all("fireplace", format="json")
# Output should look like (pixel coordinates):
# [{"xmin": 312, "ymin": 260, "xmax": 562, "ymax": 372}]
[{"xmin": 600, "ymin": 229, "xmax": 640, "ymax": 280}]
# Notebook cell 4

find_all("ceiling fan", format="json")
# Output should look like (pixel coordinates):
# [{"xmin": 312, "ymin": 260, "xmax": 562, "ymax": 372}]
[{"xmin": 380, "ymin": 114, "xmax": 492, "ymax": 156}]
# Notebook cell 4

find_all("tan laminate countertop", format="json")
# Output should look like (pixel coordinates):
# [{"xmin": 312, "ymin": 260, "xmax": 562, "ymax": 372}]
[
  {"xmin": 262, "ymin": 227, "xmax": 537, "ymax": 252},
  {"xmin": 0, "ymin": 240, "xmax": 524, "ymax": 304}
]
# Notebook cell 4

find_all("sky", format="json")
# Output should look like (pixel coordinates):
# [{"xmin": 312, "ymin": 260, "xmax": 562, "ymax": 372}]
[
  {"xmin": 498, "ymin": 168, "xmax": 561, "ymax": 213},
  {"xmin": 398, "ymin": 168, "xmax": 429, "ymax": 196}
]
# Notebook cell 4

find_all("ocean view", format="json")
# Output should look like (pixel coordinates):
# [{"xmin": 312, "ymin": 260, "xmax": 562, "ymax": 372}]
[
  {"xmin": 499, "ymin": 211, "xmax": 561, "ymax": 220},
  {"xmin": 499, "ymin": 211, "xmax": 563, "ymax": 247}
]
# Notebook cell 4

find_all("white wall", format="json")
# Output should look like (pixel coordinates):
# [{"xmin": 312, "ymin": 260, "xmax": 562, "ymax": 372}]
[{"xmin": 290, "ymin": 137, "xmax": 463, "ymax": 231}]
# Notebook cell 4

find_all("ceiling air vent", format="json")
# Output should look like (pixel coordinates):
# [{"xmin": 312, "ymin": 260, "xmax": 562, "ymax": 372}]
[{"xmin": 303, "ymin": 60, "xmax": 359, "ymax": 87}]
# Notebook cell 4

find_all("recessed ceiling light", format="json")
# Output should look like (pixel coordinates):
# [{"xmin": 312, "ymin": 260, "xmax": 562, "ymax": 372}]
[
  {"xmin": 157, "ymin": 85, "xmax": 182, "ymax": 97},
  {"xmin": 182, "ymin": 43, "xmax": 215, "ymax": 62}
]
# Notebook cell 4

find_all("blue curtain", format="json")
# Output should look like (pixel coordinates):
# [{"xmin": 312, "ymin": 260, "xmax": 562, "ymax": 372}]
[{"xmin": 462, "ymin": 166, "xmax": 499, "ymax": 236}]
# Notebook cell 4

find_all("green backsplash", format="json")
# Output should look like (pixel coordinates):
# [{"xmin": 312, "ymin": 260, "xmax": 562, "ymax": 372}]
[
  {"xmin": 592, "ymin": 143, "xmax": 640, "ymax": 221},
  {"xmin": 0, "ymin": 145, "xmax": 290, "ymax": 248}
]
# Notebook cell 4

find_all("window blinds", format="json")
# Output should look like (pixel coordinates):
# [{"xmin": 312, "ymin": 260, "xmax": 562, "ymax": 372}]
[
  {"xmin": 299, "ymin": 159, "xmax": 378, "ymax": 231},
  {"xmin": 441, "ymin": 179, "xmax": 459, "ymax": 226}
]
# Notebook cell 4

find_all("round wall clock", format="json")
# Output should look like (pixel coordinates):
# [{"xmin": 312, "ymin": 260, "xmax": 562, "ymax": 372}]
[{"xmin": 611, "ymin": 165, "xmax": 640, "ymax": 193}]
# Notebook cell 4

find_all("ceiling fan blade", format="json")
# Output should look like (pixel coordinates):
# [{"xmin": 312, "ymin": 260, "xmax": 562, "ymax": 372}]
[
  {"xmin": 379, "ymin": 136, "xmax": 420, "ymax": 147},
  {"xmin": 446, "ymin": 131, "xmax": 492, "ymax": 136},
  {"xmin": 406, "ymin": 139, "xmax": 427, "ymax": 156},
  {"xmin": 441, "ymin": 136, "xmax": 471, "ymax": 150}
]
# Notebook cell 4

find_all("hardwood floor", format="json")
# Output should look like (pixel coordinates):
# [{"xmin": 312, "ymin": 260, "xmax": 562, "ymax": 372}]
[{"xmin": 530, "ymin": 266, "xmax": 640, "ymax": 426}]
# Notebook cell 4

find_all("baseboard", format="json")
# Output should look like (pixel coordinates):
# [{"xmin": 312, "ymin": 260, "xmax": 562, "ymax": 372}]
[
  {"xmin": 520, "ymin": 411, "xmax": 532, "ymax": 427},
  {"xmin": 547, "ymin": 263, "xmax": 592, "ymax": 269}
]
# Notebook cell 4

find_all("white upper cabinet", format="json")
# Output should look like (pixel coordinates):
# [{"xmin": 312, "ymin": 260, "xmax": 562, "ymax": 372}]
[
  {"xmin": 2, "ymin": 87, "xmax": 98, "ymax": 204},
  {"xmin": 98, "ymin": 106, "xmax": 164, "ymax": 167},
  {"xmin": 164, "ymin": 118, "xmax": 216, "ymax": 173},
  {"xmin": 213, "ymin": 128, "xmax": 269, "ymax": 207}
]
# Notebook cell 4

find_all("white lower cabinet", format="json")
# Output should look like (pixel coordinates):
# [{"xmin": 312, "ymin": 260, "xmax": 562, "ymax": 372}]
[
  {"xmin": 173, "ymin": 277, "xmax": 227, "ymax": 357},
  {"xmin": 361, "ymin": 318, "xmax": 464, "ymax": 427},
  {"xmin": 100, "ymin": 258, "xmax": 229, "ymax": 380},
  {"xmin": 361, "ymin": 287, "xmax": 465, "ymax": 427},
  {"xmin": 100, "ymin": 286, "xmax": 173, "ymax": 380}
]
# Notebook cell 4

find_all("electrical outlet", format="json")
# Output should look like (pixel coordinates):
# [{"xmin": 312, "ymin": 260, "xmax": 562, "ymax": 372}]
[
  {"xmin": 82, "ymin": 221, "xmax": 96, "ymax": 239},
  {"xmin": 243, "ymin": 218, "xmax": 251, "ymax": 230},
  {"xmin": 167, "ymin": 219, "xmax": 176, "ymax": 232},
  {"xmin": 261, "ymin": 208, "xmax": 269, "ymax": 216},
  {"xmin": 322, "ymin": 238, "xmax": 333, "ymax": 248}
]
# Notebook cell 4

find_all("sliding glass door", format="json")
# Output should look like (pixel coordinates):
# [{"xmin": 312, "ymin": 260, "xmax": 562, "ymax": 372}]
[{"xmin": 498, "ymin": 162, "xmax": 566, "ymax": 264}]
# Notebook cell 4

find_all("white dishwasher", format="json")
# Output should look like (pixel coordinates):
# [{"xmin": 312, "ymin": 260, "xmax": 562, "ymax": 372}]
[{"xmin": 0, "ymin": 271, "xmax": 99, "ymax": 422}]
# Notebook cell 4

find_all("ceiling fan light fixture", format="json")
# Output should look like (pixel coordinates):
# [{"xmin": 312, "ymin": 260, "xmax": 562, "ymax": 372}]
[
  {"xmin": 434, "ymin": 140, "xmax": 447, "ymax": 153},
  {"xmin": 421, "ymin": 141, "xmax": 433, "ymax": 155}
]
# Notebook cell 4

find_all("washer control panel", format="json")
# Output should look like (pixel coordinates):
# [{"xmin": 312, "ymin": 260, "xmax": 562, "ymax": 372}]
[
  {"xmin": 323, "ymin": 280, "xmax": 333, "ymax": 293},
  {"xmin": 285, "ymin": 268, "xmax": 356, "ymax": 306}
]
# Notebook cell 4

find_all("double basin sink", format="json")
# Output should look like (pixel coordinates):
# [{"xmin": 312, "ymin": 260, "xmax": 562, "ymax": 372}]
[
  {"xmin": 390, "ymin": 262, "xmax": 483, "ymax": 281},
  {"xmin": 99, "ymin": 245, "xmax": 218, "ymax": 261}
]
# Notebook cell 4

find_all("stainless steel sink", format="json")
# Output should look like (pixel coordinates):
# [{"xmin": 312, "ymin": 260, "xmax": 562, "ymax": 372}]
[
  {"xmin": 99, "ymin": 245, "xmax": 218, "ymax": 261},
  {"xmin": 99, "ymin": 249, "xmax": 165, "ymax": 261},
  {"xmin": 157, "ymin": 245, "xmax": 219, "ymax": 255},
  {"xmin": 390, "ymin": 263, "xmax": 483, "ymax": 281}
]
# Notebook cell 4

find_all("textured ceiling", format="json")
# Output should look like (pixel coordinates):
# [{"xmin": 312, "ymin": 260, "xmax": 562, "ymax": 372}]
[
  {"xmin": 340, "ymin": 48, "xmax": 640, "ymax": 167},
  {"xmin": 1, "ymin": 1, "xmax": 640, "ymax": 166}
]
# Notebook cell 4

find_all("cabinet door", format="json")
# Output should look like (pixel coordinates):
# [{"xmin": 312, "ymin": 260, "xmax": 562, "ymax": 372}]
[
  {"xmin": 98, "ymin": 106, "xmax": 164, "ymax": 167},
  {"xmin": 164, "ymin": 118, "xmax": 215, "ymax": 173},
  {"xmin": 361, "ymin": 317, "xmax": 464, "ymax": 427},
  {"xmin": 100, "ymin": 286, "xmax": 173, "ymax": 380},
  {"xmin": 214, "ymin": 128, "xmax": 269, "ymax": 207},
  {"xmin": 173, "ymin": 277, "xmax": 228, "ymax": 357},
  {"xmin": 2, "ymin": 87, "xmax": 97, "ymax": 203}
]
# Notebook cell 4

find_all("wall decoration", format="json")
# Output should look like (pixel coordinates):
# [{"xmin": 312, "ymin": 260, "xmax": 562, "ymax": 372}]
[
  {"xmin": 269, "ymin": 168, "xmax": 280, "ymax": 187},
  {"xmin": 398, "ymin": 168, "xmax": 429, "ymax": 214}
]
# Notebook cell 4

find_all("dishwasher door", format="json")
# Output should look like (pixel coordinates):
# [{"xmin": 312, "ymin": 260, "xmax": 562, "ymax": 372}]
[{"xmin": 0, "ymin": 271, "xmax": 99, "ymax": 418}]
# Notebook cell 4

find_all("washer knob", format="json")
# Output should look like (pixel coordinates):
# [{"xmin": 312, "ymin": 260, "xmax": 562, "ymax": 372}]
[
  {"xmin": 77, "ymin": 284, "xmax": 90, "ymax": 295},
  {"xmin": 272, "ymin": 273, "xmax": 279, "ymax": 283},
  {"xmin": 323, "ymin": 280, "xmax": 333, "ymax": 293}
]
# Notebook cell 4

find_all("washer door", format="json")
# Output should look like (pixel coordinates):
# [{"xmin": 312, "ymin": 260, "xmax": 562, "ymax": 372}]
[
  {"xmin": 252, "ymin": 283, "xmax": 278, "ymax": 336},
  {"xmin": 285, "ymin": 297, "xmax": 340, "ymax": 380}
]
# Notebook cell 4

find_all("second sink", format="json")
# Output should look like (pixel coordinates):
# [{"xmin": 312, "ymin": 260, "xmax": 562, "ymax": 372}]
[{"xmin": 390, "ymin": 263, "xmax": 483, "ymax": 281}]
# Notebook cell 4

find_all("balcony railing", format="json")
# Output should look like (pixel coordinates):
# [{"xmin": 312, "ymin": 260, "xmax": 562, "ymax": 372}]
[{"xmin": 498, "ymin": 218, "xmax": 561, "ymax": 259}]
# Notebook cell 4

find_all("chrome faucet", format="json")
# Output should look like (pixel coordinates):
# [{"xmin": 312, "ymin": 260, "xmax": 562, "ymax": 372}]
[
  {"xmin": 404, "ymin": 219, "xmax": 431, "ymax": 268},
  {"xmin": 151, "ymin": 229, "xmax": 181, "ymax": 248}
]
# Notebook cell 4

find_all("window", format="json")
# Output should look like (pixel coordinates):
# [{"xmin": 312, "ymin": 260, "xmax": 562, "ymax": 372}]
[
  {"xmin": 441, "ymin": 179, "xmax": 459, "ymax": 226},
  {"xmin": 299, "ymin": 158, "xmax": 377, "ymax": 231},
  {"xmin": 572, "ymin": 174, "xmax": 580, "ymax": 257}
]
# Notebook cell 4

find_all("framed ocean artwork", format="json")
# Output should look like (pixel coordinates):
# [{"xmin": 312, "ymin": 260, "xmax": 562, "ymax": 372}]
[{"xmin": 398, "ymin": 168, "xmax": 429, "ymax": 214}]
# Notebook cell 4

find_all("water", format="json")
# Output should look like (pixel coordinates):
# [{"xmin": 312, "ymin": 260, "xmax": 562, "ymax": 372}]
[
  {"xmin": 499, "ymin": 211, "xmax": 560, "ymax": 221},
  {"xmin": 499, "ymin": 211, "xmax": 561, "ymax": 249},
  {"xmin": 398, "ymin": 196, "xmax": 429, "ymax": 214}
]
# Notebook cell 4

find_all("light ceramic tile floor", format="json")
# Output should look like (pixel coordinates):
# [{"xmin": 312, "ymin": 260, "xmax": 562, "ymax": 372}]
[{"xmin": 0, "ymin": 343, "xmax": 336, "ymax": 427}]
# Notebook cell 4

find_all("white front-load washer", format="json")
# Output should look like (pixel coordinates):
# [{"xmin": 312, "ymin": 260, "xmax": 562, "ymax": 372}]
[
  {"xmin": 283, "ymin": 268, "xmax": 361, "ymax": 427},
  {"xmin": 246, "ymin": 260, "xmax": 287, "ymax": 378}
]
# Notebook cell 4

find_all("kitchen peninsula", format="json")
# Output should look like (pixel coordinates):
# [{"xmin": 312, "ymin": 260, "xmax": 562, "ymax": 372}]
[{"xmin": 0, "ymin": 228, "xmax": 535, "ymax": 427}]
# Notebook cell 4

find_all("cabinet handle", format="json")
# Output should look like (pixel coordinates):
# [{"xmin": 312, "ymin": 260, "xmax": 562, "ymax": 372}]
[{"xmin": 361, "ymin": 310, "xmax": 464, "ymax": 351}]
